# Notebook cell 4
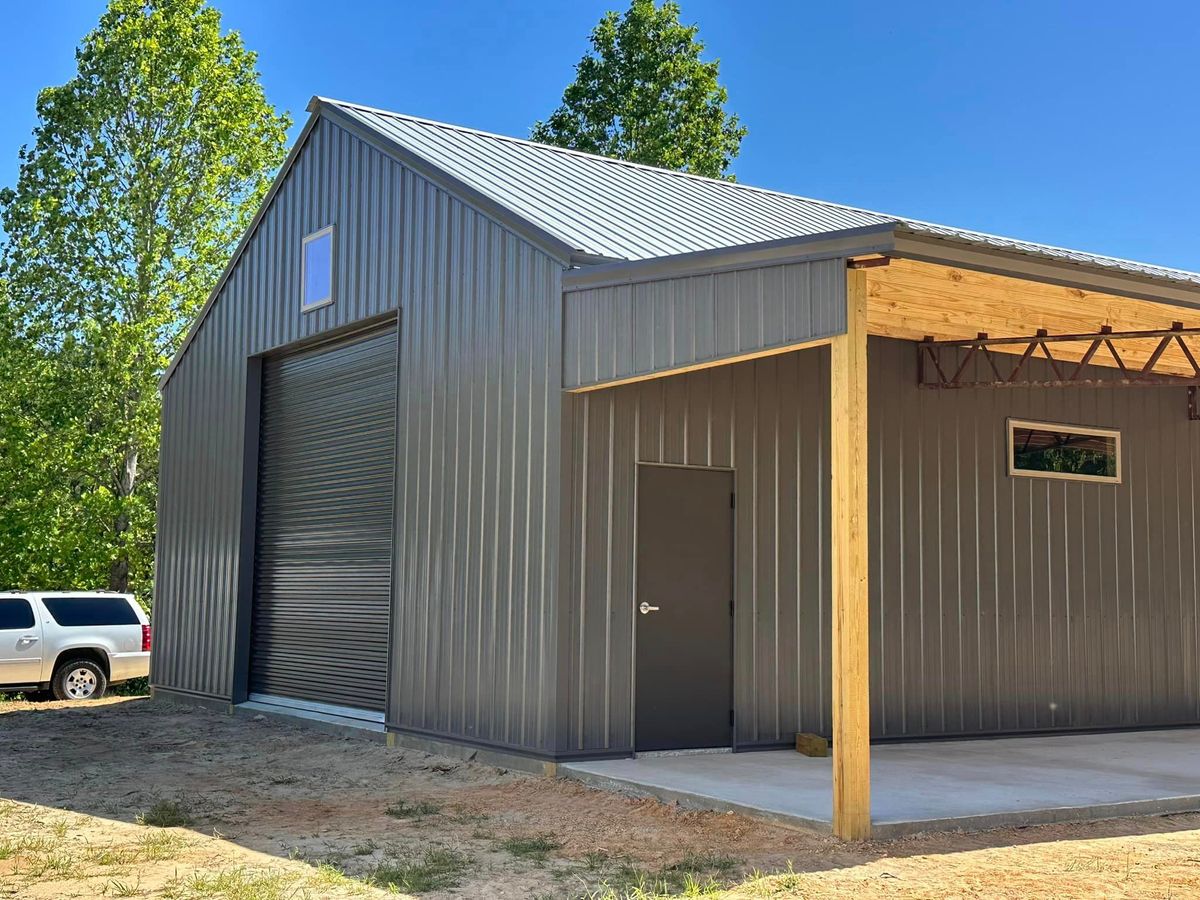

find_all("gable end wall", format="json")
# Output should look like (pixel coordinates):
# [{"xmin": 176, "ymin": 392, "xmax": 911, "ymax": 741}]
[{"xmin": 153, "ymin": 117, "xmax": 566, "ymax": 752}]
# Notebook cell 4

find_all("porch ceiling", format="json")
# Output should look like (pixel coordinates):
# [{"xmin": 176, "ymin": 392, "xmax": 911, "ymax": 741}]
[{"xmin": 867, "ymin": 257, "xmax": 1200, "ymax": 377}]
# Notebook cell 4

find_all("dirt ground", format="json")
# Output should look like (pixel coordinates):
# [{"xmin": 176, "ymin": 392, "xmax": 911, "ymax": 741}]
[{"xmin": 1, "ymin": 696, "xmax": 1198, "ymax": 899}]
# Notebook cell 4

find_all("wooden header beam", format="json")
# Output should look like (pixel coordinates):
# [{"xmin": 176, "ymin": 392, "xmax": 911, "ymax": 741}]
[{"xmin": 866, "ymin": 258, "xmax": 1200, "ymax": 377}]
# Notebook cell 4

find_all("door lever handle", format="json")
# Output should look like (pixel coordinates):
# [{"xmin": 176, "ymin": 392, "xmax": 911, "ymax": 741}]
[
  {"xmin": 17, "ymin": 635, "xmax": 38, "ymax": 644},
  {"xmin": 638, "ymin": 602, "xmax": 660, "ymax": 615}
]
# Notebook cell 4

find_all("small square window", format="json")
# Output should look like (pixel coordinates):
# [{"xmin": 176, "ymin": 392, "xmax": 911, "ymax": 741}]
[
  {"xmin": 302, "ymin": 225, "xmax": 334, "ymax": 311},
  {"xmin": 1008, "ymin": 418, "xmax": 1121, "ymax": 484}
]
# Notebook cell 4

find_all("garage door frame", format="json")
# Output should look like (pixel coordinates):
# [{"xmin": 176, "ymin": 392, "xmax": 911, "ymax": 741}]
[{"xmin": 229, "ymin": 311, "xmax": 400, "ymax": 710}]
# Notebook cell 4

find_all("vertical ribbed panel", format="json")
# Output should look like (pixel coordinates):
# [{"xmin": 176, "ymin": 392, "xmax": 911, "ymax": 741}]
[
  {"xmin": 390, "ymin": 179, "xmax": 563, "ymax": 752},
  {"xmin": 562, "ymin": 258, "xmax": 844, "ymax": 389},
  {"xmin": 155, "ymin": 114, "xmax": 565, "ymax": 742},
  {"xmin": 155, "ymin": 118, "xmax": 403, "ymax": 698},
  {"xmin": 870, "ymin": 337, "xmax": 1200, "ymax": 736},
  {"xmin": 561, "ymin": 335, "xmax": 1200, "ymax": 753},
  {"xmin": 560, "ymin": 348, "xmax": 832, "ymax": 751}
]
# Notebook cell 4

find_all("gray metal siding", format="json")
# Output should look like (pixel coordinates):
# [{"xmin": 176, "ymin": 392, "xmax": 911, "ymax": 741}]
[
  {"xmin": 155, "ymin": 114, "xmax": 566, "ymax": 750},
  {"xmin": 870, "ymin": 337, "xmax": 1200, "ymax": 736},
  {"xmin": 560, "ymin": 348, "xmax": 832, "ymax": 751},
  {"xmin": 390, "ymin": 195, "xmax": 564, "ymax": 752},
  {"xmin": 155, "ymin": 117, "xmax": 404, "ymax": 698},
  {"xmin": 250, "ymin": 325, "xmax": 397, "ymax": 710},
  {"xmin": 561, "ymin": 336, "xmax": 1200, "ymax": 752},
  {"xmin": 563, "ymin": 258, "xmax": 845, "ymax": 390}
]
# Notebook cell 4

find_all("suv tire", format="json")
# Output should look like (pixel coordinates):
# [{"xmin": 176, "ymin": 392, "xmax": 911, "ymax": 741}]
[{"xmin": 52, "ymin": 658, "xmax": 107, "ymax": 701}]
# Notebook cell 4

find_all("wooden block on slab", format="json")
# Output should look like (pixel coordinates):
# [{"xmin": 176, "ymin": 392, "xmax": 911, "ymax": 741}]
[{"xmin": 795, "ymin": 732, "xmax": 829, "ymax": 757}]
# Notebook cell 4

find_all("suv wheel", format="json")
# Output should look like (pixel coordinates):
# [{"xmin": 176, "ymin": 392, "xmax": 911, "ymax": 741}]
[{"xmin": 52, "ymin": 659, "xmax": 107, "ymax": 701}]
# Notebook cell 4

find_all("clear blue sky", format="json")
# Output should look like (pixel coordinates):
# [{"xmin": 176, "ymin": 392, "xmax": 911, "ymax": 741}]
[{"xmin": 3, "ymin": 1, "xmax": 1197, "ymax": 270}]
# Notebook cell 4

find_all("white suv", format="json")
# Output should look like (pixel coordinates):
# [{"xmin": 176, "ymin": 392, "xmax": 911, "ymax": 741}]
[{"xmin": 0, "ymin": 591, "xmax": 150, "ymax": 701}]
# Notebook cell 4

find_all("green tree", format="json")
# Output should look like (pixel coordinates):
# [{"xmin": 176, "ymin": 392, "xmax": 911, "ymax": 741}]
[
  {"xmin": 0, "ymin": 0, "xmax": 290, "ymax": 598},
  {"xmin": 531, "ymin": 0, "xmax": 746, "ymax": 179}
]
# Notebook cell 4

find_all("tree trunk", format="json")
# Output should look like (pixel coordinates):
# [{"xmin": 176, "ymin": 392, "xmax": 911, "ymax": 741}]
[{"xmin": 108, "ymin": 446, "xmax": 138, "ymax": 593}]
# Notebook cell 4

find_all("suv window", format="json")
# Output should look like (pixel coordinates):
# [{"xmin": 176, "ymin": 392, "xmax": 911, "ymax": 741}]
[
  {"xmin": 41, "ymin": 597, "xmax": 138, "ymax": 627},
  {"xmin": 0, "ymin": 598, "xmax": 34, "ymax": 630}
]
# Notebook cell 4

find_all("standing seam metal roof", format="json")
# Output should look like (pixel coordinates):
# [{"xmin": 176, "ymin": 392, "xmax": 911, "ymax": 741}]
[{"xmin": 325, "ymin": 97, "xmax": 1200, "ymax": 287}]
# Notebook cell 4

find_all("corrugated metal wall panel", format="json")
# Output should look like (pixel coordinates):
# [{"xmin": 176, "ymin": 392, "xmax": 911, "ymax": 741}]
[
  {"xmin": 870, "ymin": 338, "xmax": 1200, "ymax": 736},
  {"xmin": 561, "ymin": 336, "xmax": 1200, "ymax": 752},
  {"xmin": 390, "ymin": 183, "xmax": 564, "ymax": 752},
  {"xmin": 562, "ymin": 258, "xmax": 846, "ymax": 389},
  {"xmin": 559, "ymin": 348, "xmax": 832, "ymax": 751},
  {"xmin": 155, "ymin": 118, "xmax": 403, "ymax": 698},
  {"xmin": 155, "ymin": 115, "xmax": 565, "ymax": 748}
]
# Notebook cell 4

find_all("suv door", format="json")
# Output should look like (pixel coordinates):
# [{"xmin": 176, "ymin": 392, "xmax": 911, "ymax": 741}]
[{"xmin": 0, "ymin": 597, "xmax": 42, "ymax": 685}]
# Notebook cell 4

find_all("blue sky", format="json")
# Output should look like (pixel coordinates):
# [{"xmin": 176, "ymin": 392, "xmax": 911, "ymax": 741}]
[{"xmin": 3, "ymin": 1, "xmax": 1197, "ymax": 270}]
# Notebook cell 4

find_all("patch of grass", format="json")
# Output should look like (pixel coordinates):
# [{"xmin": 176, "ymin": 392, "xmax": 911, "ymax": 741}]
[
  {"xmin": 583, "ymin": 852, "xmax": 740, "ymax": 899},
  {"xmin": 21, "ymin": 848, "xmax": 82, "ymax": 879},
  {"xmin": 585, "ymin": 873, "xmax": 724, "ymax": 900},
  {"xmin": 137, "ymin": 799, "xmax": 193, "ymax": 828},
  {"xmin": 666, "ymin": 852, "xmax": 739, "ymax": 878},
  {"xmin": 108, "ymin": 876, "xmax": 144, "ymax": 897},
  {"xmin": 267, "ymin": 774, "xmax": 299, "ymax": 786},
  {"xmin": 163, "ymin": 867, "xmax": 290, "ymax": 899},
  {"xmin": 137, "ymin": 829, "xmax": 190, "ymax": 861},
  {"xmin": 500, "ymin": 833, "xmax": 563, "ymax": 863},
  {"xmin": 309, "ymin": 863, "xmax": 362, "ymax": 893},
  {"xmin": 109, "ymin": 676, "xmax": 150, "ymax": 697},
  {"xmin": 383, "ymin": 799, "xmax": 441, "ymax": 819},
  {"xmin": 0, "ymin": 834, "xmax": 57, "ymax": 861},
  {"xmin": 92, "ymin": 844, "xmax": 141, "ymax": 867},
  {"xmin": 351, "ymin": 839, "xmax": 378, "ymax": 856},
  {"xmin": 368, "ymin": 848, "xmax": 471, "ymax": 893}
]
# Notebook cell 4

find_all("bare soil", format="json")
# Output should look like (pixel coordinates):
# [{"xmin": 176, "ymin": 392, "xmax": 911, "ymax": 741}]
[{"xmin": 1, "ymin": 696, "xmax": 1198, "ymax": 898}]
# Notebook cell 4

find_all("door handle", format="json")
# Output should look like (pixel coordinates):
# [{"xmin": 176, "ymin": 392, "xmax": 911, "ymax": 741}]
[
  {"xmin": 17, "ymin": 635, "xmax": 38, "ymax": 645},
  {"xmin": 638, "ymin": 602, "xmax": 660, "ymax": 615}
]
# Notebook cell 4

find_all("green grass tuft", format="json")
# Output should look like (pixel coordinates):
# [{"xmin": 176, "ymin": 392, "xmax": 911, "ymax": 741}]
[
  {"xmin": 383, "ymin": 799, "xmax": 441, "ymax": 819},
  {"xmin": 500, "ymin": 833, "xmax": 563, "ymax": 863},
  {"xmin": 137, "ymin": 799, "xmax": 194, "ymax": 828},
  {"xmin": 368, "ymin": 848, "xmax": 471, "ymax": 892}
]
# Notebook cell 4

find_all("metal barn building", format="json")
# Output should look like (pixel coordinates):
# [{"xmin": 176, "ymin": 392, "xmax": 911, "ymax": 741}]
[{"xmin": 153, "ymin": 97, "xmax": 1200, "ymax": 837}]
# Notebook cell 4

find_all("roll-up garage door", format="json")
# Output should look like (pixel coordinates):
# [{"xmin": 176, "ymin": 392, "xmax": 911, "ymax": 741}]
[{"xmin": 249, "ymin": 324, "xmax": 397, "ymax": 713}]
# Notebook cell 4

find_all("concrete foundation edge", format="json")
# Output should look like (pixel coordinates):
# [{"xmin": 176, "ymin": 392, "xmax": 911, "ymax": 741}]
[
  {"xmin": 560, "ymin": 764, "xmax": 1200, "ymax": 840},
  {"xmin": 560, "ymin": 766, "xmax": 833, "ymax": 835}
]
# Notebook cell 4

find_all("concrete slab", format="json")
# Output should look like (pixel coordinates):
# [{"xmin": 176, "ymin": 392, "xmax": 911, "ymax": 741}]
[{"xmin": 562, "ymin": 729, "xmax": 1200, "ymax": 838}]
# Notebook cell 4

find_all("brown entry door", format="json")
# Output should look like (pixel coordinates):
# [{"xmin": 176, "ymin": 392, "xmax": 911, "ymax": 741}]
[{"xmin": 635, "ymin": 465, "xmax": 734, "ymax": 752}]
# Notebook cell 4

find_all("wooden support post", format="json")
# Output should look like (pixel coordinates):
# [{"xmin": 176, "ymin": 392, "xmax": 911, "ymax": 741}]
[{"xmin": 830, "ymin": 266, "xmax": 871, "ymax": 840}]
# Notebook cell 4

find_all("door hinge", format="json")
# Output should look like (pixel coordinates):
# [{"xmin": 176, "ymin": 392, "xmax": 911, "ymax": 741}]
[
  {"xmin": 729, "ymin": 600, "xmax": 734, "ymax": 617},
  {"xmin": 730, "ymin": 492, "xmax": 735, "ymax": 509},
  {"xmin": 729, "ymin": 709, "xmax": 735, "ymax": 727}
]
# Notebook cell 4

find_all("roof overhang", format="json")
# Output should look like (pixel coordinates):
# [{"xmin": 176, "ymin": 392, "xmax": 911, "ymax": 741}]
[
  {"xmin": 891, "ymin": 227, "xmax": 1200, "ymax": 313},
  {"xmin": 564, "ymin": 223, "xmax": 1200, "ymax": 314},
  {"xmin": 562, "ymin": 223, "xmax": 897, "ymax": 292}
]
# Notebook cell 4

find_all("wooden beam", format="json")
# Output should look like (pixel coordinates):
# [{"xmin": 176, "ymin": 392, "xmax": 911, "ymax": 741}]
[
  {"xmin": 830, "ymin": 267, "xmax": 871, "ymax": 840},
  {"xmin": 867, "ymin": 258, "xmax": 1200, "ymax": 376},
  {"xmin": 565, "ymin": 335, "xmax": 835, "ymax": 393}
]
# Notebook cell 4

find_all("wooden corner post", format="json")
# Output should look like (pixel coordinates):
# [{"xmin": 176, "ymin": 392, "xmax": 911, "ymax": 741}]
[{"xmin": 830, "ymin": 265, "xmax": 871, "ymax": 839}]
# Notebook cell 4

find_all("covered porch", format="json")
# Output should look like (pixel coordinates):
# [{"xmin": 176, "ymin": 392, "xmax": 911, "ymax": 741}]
[
  {"xmin": 562, "ymin": 226, "xmax": 1200, "ymax": 840},
  {"xmin": 564, "ymin": 728, "xmax": 1200, "ymax": 839}
]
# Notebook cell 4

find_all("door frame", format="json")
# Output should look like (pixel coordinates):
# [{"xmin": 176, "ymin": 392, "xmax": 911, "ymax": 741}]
[{"xmin": 630, "ymin": 461, "xmax": 737, "ymax": 753}]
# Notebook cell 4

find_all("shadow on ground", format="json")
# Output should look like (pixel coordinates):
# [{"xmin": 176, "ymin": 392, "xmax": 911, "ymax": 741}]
[{"xmin": 2, "ymin": 696, "xmax": 1199, "ymax": 898}]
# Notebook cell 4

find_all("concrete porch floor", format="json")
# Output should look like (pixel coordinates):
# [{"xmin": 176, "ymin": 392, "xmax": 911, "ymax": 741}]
[{"xmin": 561, "ymin": 728, "xmax": 1200, "ymax": 839}]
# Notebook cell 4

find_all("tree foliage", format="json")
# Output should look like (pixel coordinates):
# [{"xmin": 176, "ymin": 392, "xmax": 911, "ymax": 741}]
[
  {"xmin": 531, "ymin": 0, "xmax": 746, "ymax": 179},
  {"xmin": 0, "ymin": 0, "xmax": 289, "ymax": 598}
]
